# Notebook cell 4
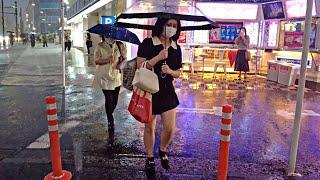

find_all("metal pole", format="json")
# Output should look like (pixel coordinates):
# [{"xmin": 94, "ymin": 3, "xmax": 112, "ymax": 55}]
[
  {"xmin": 288, "ymin": 0, "xmax": 313, "ymax": 176},
  {"xmin": 15, "ymin": 1, "xmax": 18, "ymax": 41},
  {"xmin": 61, "ymin": 0, "xmax": 65, "ymax": 87},
  {"xmin": 1, "ymin": 0, "xmax": 5, "ymax": 46},
  {"xmin": 19, "ymin": 7, "xmax": 22, "ymax": 35}
]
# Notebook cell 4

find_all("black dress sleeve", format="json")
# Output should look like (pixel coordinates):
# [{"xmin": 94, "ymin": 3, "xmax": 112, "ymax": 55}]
[
  {"xmin": 172, "ymin": 45, "xmax": 182, "ymax": 70},
  {"xmin": 137, "ymin": 38, "xmax": 151, "ymax": 58}
]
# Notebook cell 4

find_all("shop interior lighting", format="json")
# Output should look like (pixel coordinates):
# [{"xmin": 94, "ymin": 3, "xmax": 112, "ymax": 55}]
[
  {"xmin": 196, "ymin": 2, "xmax": 258, "ymax": 20},
  {"xmin": 285, "ymin": 0, "xmax": 316, "ymax": 18}
]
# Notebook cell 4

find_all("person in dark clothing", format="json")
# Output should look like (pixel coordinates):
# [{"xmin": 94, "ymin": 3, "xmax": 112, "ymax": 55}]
[
  {"xmin": 9, "ymin": 33, "xmax": 14, "ymax": 46},
  {"xmin": 64, "ymin": 35, "xmax": 71, "ymax": 52},
  {"xmin": 30, "ymin": 34, "xmax": 35, "ymax": 48},
  {"xmin": 86, "ymin": 33, "xmax": 93, "ymax": 55},
  {"xmin": 136, "ymin": 17, "xmax": 182, "ymax": 172},
  {"xmin": 234, "ymin": 27, "xmax": 250, "ymax": 79}
]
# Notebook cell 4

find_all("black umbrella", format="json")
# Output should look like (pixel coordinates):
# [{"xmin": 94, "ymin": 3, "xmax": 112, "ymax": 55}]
[{"xmin": 115, "ymin": 0, "xmax": 217, "ymax": 31}]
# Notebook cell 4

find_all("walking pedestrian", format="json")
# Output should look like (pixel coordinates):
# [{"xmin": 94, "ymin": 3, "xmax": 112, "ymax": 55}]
[
  {"xmin": 136, "ymin": 17, "xmax": 182, "ymax": 172},
  {"xmin": 234, "ymin": 27, "xmax": 250, "ymax": 79},
  {"xmin": 64, "ymin": 35, "xmax": 71, "ymax": 52},
  {"xmin": 92, "ymin": 36, "xmax": 122, "ymax": 131},
  {"xmin": 9, "ymin": 33, "xmax": 14, "ymax": 46},
  {"xmin": 86, "ymin": 33, "xmax": 93, "ymax": 55},
  {"xmin": 30, "ymin": 34, "xmax": 35, "ymax": 48},
  {"xmin": 42, "ymin": 34, "xmax": 48, "ymax": 47}
]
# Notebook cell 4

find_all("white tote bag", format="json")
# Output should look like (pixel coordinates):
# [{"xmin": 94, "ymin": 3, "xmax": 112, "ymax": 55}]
[{"xmin": 132, "ymin": 61, "xmax": 159, "ymax": 94}]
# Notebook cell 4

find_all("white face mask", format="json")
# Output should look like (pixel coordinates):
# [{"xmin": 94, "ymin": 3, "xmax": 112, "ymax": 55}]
[{"xmin": 162, "ymin": 26, "xmax": 177, "ymax": 39}]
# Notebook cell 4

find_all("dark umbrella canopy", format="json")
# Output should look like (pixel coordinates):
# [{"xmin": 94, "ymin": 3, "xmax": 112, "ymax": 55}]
[
  {"xmin": 116, "ymin": 0, "xmax": 217, "ymax": 31},
  {"xmin": 87, "ymin": 24, "xmax": 141, "ymax": 45}
]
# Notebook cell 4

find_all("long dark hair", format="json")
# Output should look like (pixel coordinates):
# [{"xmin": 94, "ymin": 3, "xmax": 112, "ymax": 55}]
[
  {"xmin": 152, "ymin": 18, "xmax": 181, "ymax": 41},
  {"xmin": 240, "ymin": 27, "xmax": 247, "ymax": 37},
  {"xmin": 100, "ymin": 35, "xmax": 105, "ymax": 42}
]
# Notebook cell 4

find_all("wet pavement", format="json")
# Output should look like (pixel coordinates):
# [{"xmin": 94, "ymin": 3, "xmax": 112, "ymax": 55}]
[{"xmin": 0, "ymin": 44, "xmax": 319, "ymax": 179}]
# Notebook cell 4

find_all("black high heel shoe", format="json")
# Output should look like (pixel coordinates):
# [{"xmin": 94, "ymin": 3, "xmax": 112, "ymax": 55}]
[
  {"xmin": 159, "ymin": 149, "xmax": 170, "ymax": 170},
  {"xmin": 145, "ymin": 157, "xmax": 155, "ymax": 172}
]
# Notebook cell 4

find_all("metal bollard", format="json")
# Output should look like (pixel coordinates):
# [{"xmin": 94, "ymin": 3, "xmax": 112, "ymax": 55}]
[
  {"xmin": 217, "ymin": 104, "xmax": 233, "ymax": 180},
  {"xmin": 44, "ymin": 96, "xmax": 72, "ymax": 180}
]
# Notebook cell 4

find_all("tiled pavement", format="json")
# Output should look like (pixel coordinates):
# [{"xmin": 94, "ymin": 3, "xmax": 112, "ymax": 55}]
[{"xmin": 175, "ymin": 72, "xmax": 316, "ymax": 93}]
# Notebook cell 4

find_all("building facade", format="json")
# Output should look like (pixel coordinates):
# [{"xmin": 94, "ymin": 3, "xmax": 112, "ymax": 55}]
[
  {"xmin": 66, "ymin": 0, "xmax": 137, "ymax": 58},
  {"xmin": 26, "ymin": 0, "xmax": 61, "ymax": 34}
]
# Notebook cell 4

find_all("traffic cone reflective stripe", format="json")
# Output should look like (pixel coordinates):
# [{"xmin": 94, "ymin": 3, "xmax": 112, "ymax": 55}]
[
  {"xmin": 217, "ymin": 104, "xmax": 233, "ymax": 180},
  {"xmin": 47, "ymin": 114, "xmax": 58, "ymax": 121},
  {"xmin": 46, "ymin": 103, "xmax": 57, "ymax": 110},
  {"xmin": 220, "ymin": 124, "xmax": 231, "ymax": 131},
  {"xmin": 222, "ymin": 112, "xmax": 232, "ymax": 119},
  {"xmin": 48, "ymin": 125, "xmax": 59, "ymax": 132},
  {"xmin": 44, "ymin": 96, "xmax": 72, "ymax": 180}
]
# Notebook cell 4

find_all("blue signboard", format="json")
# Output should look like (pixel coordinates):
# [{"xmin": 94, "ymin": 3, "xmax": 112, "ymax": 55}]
[{"xmin": 101, "ymin": 16, "xmax": 116, "ymax": 25}]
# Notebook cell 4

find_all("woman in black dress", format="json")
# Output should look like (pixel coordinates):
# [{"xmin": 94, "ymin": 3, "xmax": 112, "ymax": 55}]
[
  {"xmin": 136, "ymin": 18, "xmax": 182, "ymax": 171},
  {"xmin": 234, "ymin": 27, "xmax": 250, "ymax": 79}
]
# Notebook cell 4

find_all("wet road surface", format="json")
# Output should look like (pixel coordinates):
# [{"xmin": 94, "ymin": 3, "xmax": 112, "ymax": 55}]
[{"xmin": 0, "ymin": 45, "xmax": 319, "ymax": 179}]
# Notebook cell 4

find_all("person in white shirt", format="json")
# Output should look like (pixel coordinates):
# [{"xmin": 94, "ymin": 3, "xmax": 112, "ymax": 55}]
[{"xmin": 93, "ymin": 36, "xmax": 122, "ymax": 130}]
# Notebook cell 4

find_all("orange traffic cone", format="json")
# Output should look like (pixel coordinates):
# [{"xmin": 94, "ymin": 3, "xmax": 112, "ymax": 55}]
[{"xmin": 44, "ymin": 96, "xmax": 72, "ymax": 180}]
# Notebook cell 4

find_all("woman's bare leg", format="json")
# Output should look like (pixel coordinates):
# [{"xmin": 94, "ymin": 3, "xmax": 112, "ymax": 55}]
[
  {"xmin": 160, "ymin": 108, "xmax": 176, "ymax": 152},
  {"xmin": 144, "ymin": 116, "xmax": 157, "ymax": 157}
]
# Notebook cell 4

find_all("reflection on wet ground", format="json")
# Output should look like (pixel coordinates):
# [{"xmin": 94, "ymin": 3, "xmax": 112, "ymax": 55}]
[{"xmin": 0, "ymin": 46, "xmax": 320, "ymax": 179}]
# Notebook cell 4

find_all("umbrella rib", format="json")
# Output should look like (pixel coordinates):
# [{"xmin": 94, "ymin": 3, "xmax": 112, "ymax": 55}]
[
  {"xmin": 116, "ymin": 22, "xmax": 216, "ymax": 31},
  {"xmin": 117, "ymin": 12, "xmax": 214, "ymax": 23}
]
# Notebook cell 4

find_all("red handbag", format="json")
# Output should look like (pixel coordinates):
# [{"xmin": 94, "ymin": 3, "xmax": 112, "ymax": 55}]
[{"xmin": 128, "ymin": 86, "xmax": 153, "ymax": 123}]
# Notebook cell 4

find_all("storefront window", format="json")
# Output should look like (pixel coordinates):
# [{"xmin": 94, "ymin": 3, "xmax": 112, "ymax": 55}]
[{"xmin": 39, "ymin": 2, "xmax": 60, "ymax": 9}]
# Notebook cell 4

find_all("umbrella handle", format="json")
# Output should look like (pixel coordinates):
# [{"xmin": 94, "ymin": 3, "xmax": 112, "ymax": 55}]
[{"xmin": 160, "ymin": 62, "xmax": 167, "ymax": 78}]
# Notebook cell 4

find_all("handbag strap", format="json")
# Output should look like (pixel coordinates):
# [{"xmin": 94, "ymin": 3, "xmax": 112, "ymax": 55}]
[{"xmin": 141, "ymin": 61, "xmax": 154, "ymax": 72}]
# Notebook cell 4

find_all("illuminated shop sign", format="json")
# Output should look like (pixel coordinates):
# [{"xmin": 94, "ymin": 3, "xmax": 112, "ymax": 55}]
[{"xmin": 101, "ymin": 16, "xmax": 116, "ymax": 24}]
